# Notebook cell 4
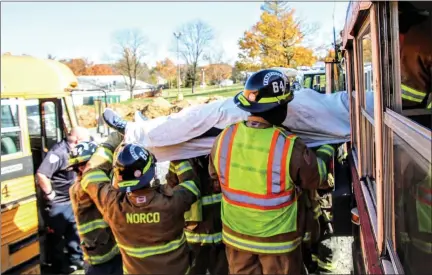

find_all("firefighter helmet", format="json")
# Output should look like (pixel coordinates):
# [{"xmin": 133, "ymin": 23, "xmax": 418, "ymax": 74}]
[
  {"xmin": 112, "ymin": 143, "xmax": 156, "ymax": 193},
  {"xmin": 234, "ymin": 69, "xmax": 293, "ymax": 113},
  {"xmin": 67, "ymin": 141, "xmax": 98, "ymax": 169}
]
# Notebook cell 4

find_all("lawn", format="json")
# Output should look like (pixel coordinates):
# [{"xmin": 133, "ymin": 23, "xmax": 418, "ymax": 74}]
[
  {"xmin": 161, "ymin": 83, "xmax": 242, "ymax": 97},
  {"xmin": 120, "ymin": 84, "xmax": 243, "ymax": 105}
]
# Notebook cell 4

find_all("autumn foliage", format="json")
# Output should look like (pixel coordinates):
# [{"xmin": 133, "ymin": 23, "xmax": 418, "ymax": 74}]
[
  {"xmin": 205, "ymin": 64, "xmax": 232, "ymax": 85},
  {"xmin": 155, "ymin": 58, "xmax": 177, "ymax": 87},
  {"xmin": 61, "ymin": 58, "xmax": 114, "ymax": 76},
  {"xmin": 237, "ymin": 5, "xmax": 316, "ymax": 70}
]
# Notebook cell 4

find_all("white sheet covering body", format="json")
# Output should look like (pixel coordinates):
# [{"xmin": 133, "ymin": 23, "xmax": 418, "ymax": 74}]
[{"xmin": 124, "ymin": 89, "xmax": 356, "ymax": 162}]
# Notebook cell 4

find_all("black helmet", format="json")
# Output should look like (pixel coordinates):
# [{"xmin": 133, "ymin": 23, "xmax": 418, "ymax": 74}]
[
  {"xmin": 234, "ymin": 69, "xmax": 293, "ymax": 113},
  {"xmin": 112, "ymin": 143, "xmax": 156, "ymax": 193},
  {"xmin": 67, "ymin": 141, "xmax": 98, "ymax": 169}
]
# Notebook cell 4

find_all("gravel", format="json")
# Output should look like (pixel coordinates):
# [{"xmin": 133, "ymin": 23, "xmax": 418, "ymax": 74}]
[{"xmin": 320, "ymin": 236, "xmax": 354, "ymax": 274}]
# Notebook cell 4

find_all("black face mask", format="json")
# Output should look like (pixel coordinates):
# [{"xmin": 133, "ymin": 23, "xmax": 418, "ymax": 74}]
[{"xmin": 251, "ymin": 103, "xmax": 288, "ymax": 126}]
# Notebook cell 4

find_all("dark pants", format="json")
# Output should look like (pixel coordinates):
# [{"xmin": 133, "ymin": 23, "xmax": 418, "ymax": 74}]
[
  {"xmin": 226, "ymin": 245, "xmax": 303, "ymax": 275},
  {"xmin": 84, "ymin": 254, "xmax": 123, "ymax": 275},
  {"xmin": 189, "ymin": 243, "xmax": 228, "ymax": 275},
  {"xmin": 45, "ymin": 202, "xmax": 82, "ymax": 267}
]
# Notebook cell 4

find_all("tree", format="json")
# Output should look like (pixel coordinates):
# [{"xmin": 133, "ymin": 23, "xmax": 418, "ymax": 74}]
[
  {"xmin": 176, "ymin": 20, "xmax": 214, "ymax": 93},
  {"xmin": 237, "ymin": 3, "xmax": 317, "ymax": 70},
  {"xmin": 60, "ymin": 58, "xmax": 93, "ymax": 76},
  {"xmin": 204, "ymin": 48, "xmax": 232, "ymax": 85},
  {"xmin": 112, "ymin": 29, "xmax": 147, "ymax": 99},
  {"xmin": 87, "ymin": 64, "xmax": 114, "ymax": 75},
  {"xmin": 231, "ymin": 63, "xmax": 245, "ymax": 83},
  {"xmin": 155, "ymin": 58, "xmax": 177, "ymax": 88}
]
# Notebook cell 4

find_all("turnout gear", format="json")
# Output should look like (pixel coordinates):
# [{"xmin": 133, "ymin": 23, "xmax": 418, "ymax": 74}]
[
  {"xmin": 209, "ymin": 116, "xmax": 329, "ymax": 275},
  {"xmin": 166, "ymin": 156, "xmax": 228, "ymax": 275},
  {"xmin": 234, "ymin": 69, "xmax": 293, "ymax": 113},
  {"xmin": 112, "ymin": 143, "xmax": 157, "ymax": 193},
  {"xmin": 69, "ymin": 137, "xmax": 122, "ymax": 275},
  {"xmin": 81, "ymin": 137, "xmax": 201, "ymax": 274}
]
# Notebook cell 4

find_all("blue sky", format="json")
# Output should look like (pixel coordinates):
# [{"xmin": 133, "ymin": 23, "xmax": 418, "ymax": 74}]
[{"xmin": 1, "ymin": 1, "xmax": 349, "ymax": 67}]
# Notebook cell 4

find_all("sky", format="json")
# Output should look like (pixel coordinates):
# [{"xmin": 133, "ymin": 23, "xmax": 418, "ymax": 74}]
[{"xmin": 1, "ymin": 1, "xmax": 349, "ymax": 67}]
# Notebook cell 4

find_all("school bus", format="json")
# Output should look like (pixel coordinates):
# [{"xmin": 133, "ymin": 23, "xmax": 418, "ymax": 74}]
[
  {"xmin": 337, "ymin": 1, "xmax": 432, "ymax": 274},
  {"xmin": 1, "ymin": 54, "xmax": 79, "ymax": 274}
]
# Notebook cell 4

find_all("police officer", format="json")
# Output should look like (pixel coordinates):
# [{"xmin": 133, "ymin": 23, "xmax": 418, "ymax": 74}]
[
  {"xmin": 166, "ymin": 155, "xmax": 228, "ymax": 275},
  {"xmin": 208, "ymin": 69, "xmax": 333, "ymax": 275},
  {"xmin": 81, "ymin": 135, "xmax": 201, "ymax": 274},
  {"xmin": 36, "ymin": 126, "xmax": 89, "ymax": 272},
  {"xmin": 67, "ymin": 139, "xmax": 123, "ymax": 275}
]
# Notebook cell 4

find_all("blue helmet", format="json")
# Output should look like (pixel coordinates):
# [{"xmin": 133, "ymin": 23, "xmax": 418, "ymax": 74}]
[
  {"xmin": 67, "ymin": 141, "xmax": 98, "ymax": 170},
  {"xmin": 112, "ymin": 143, "xmax": 156, "ymax": 193}
]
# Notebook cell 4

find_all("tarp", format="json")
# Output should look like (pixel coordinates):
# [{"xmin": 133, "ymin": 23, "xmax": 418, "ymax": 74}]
[{"xmin": 124, "ymin": 89, "xmax": 355, "ymax": 162}]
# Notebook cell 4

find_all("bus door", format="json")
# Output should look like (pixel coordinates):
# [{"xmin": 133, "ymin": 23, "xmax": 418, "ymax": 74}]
[{"xmin": 1, "ymin": 98, "xmax": 41, "ymax": 274}]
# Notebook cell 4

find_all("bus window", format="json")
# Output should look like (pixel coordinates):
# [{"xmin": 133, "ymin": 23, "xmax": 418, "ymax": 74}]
[
  {"xmin": 26, "ymin": 99, "xmax": 42, "ymax": 136},
  {"xmin": 61, "ymin": 98, "xmax": 72, "ymax": 134},
  {"xmin": 1, "ymin": 100, "xmax": 22, "ymax": 156},
  {"xmin": 398, "ymin": 2, "xmax": 432, "ymax": 128},
  {"xmin": 361, "ymin": 28, "xmax": 374, "ymax": 116},
  {"xmin": 393, "ymin": 133, "xmax": 431, "ymax": 275},
  {"xmin": 42, "ymin": 101, "xmax": 61, "ymax": 150}
]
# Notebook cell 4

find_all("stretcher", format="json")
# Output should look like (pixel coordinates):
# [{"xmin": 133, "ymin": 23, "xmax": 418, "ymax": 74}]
[{"xmin": 124, "ymin": 89, "xmax": 354, "ymax": 162}]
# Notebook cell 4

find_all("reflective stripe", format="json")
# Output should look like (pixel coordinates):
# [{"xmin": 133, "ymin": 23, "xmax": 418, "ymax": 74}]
[
  {"xmin": 222, "ymin": 186, "xmax": 295, "ymax": 210},
  {"xmin": 78, "ymin": 219, "xmax": 109, "ymax": 235},
  {"xmin": 317, "ymin": 257, "xmax": 336, "ymax": 271},
  {"xmin": 85, "ymin": 244, "xmax": 120, "ymax": 265},
  {"xmin": 179, "ymin": 181, "xmax": 200, "ymax": 197},
  {"xmin": 81, "ymin": 170, "xmax": 109, "ymax": 191},
  {"xmin": 169, "ymin": 163, "xmax": 176, "ymax": 173},
  {"xmin": 401, "ymin": 84, "xmax": 427, "ymax": 103},
  {"xmin": 118, "ymin": 234, "xmax": 186, "ymax": 258},
  {"xmin": 175, "ymin": 161, "xmax": 193, "ymax": 176},
  {"xmin": 184, "ymin": 231, "xmax": 222, "ymax": 244},
  {"xmin": 202, "ymin": 193, "xmax": 222, "ymax": 205},
  {"xmin": 257, "ymin": 92, "xmax": 292, "ymax": 103},
  {"xmin": 412, "ymin": 238, "xmax": 432, "ymax": 254},
  {"xmin": 313, "ymin": 204, "xmax": 322, "ymax": 220},
  {"xmin": 427, "ymin": 101, "xmax": 432, "ymax": 109},
  {"xmin": 317, "ymin": 145, "xmax": 334, "ymax": 158},
  {"xmin": 216, "ymin": 125, "xmax": 238, "ymax": 186},
  {"xmin": 69, "ymin": 155, "xmax": 91, "ymax": 166},
  {"xmin": 96, "ymin": 147, "xmax": 113, "ymax": 162},
  {"xmin": 222, "ymin": 230, "xmax": 301, "ymax": 254},
  {"xmin": 303, "ymin": 232, "xmax": 311, "ymax": 242},
  {"xmin": 217, "ymin": 125, "xmax": 296, "ymax": 210},
  {"xmin": 317, "ymin": 158, "xmax": 327, "ymax": 186}
]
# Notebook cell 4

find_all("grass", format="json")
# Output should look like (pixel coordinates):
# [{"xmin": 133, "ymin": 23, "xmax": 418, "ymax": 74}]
[{"xmin": 120, "ymin": 84, "xmax": 243, "ymax": 105}]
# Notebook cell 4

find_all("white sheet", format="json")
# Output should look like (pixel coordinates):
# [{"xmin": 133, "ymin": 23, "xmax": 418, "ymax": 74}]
[{"xmin": 124, "ymin": 89, "xmax": 355, "ymax": 162}]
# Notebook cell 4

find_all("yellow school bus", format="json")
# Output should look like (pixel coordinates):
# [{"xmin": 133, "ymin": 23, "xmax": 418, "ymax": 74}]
[
  {"xmin": 1, "ymin": 54, "xmax": 79, "ymax": 274},
  {"xmin": 338, "ymin": 1, "xmax": 431, "ymax": 274}
]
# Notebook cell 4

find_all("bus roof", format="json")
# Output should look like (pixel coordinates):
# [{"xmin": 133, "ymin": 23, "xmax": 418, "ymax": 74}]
[
  {"xmin": 342, "ymin": 1, "xmax": 372, "ymax": 49},
  {"xmin": 1, "ymin": 55, "xmax": 78, "ymax": 99}
]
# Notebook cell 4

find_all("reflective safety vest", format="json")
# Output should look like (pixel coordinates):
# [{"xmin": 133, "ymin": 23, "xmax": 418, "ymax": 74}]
[
  {"xmin": 214, "ymin": 122, "xmax": 301, "ymax": 254},
  {"xmin": 413, "ymin": 175, "xmax": 432, "ymax": 254},
  {"xmin": 401, "ymin": 84, "xmax": 429, "ymax": 107}
]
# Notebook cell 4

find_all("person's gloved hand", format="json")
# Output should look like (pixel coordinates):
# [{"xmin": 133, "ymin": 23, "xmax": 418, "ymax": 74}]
[{"xmin": 103, "ymin": 131, "xmax": 123, "ymax": 150}]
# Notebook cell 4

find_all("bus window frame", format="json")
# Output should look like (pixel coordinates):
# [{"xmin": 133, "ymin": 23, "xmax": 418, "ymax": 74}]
[{"xmin": 0, "ymin": 98, "xmax": 27, "ymax": 160}]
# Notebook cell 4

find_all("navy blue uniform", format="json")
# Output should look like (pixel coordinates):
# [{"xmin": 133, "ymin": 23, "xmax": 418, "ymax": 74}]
[{"xmin": 37, "ymin": 140, "xmax": 83, "ymax": 270}]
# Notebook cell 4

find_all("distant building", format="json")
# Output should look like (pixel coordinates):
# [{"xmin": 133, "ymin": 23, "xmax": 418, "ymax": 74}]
[{"xmin": 220, "ymin": 79, "xmax": 234, "ymax": 87}]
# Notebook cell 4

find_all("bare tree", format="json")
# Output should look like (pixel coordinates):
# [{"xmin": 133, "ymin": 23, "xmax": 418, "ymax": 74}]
[
  {"xmin": 112, "ymin": 29, "xmax": 147, "ymax": 99},
  {"xmin": 176, "ymin": 20, "xmax": 214, "ymax": 93}
]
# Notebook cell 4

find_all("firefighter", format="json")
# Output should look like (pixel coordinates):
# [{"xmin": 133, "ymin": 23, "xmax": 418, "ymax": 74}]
[
  {"xmin": 398, "ymin": 2, "xmax": 432, "ymax": 111},
  {"xmin": 208, "ymin": 69, "xmax": 334, "ymax": 275},
  {"xmin": 166, "ymin": 155, "xmax": 228, "ymax": 275},
  {"xmin": 67, "ymin": 139, "xmax": 123, "ymax": 275},
  {"xmin": 81, "ymin": 132, "xmax": 200, "ymax": 274}
]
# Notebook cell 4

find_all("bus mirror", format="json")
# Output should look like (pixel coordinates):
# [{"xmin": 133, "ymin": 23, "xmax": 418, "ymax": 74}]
[{"xmin": 351, "ymin": 207, "xmax": 360, "ymax": 225}]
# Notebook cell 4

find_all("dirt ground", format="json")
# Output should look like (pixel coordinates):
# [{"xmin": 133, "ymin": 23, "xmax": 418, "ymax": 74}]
[{"xmin": 76, "ymin": 95, "xmax": 225, "ymax": 128}]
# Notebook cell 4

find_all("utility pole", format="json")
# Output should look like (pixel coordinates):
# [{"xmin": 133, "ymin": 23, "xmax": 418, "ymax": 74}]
[{"xmin": 173, "ymin": 32, "xmax": 183, "ymax": 100}]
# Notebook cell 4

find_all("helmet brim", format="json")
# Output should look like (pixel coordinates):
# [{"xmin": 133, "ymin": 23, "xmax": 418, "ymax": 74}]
[{"xmin": 233, "ymin": 91, "xmax": 285, "ymax": 113}]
